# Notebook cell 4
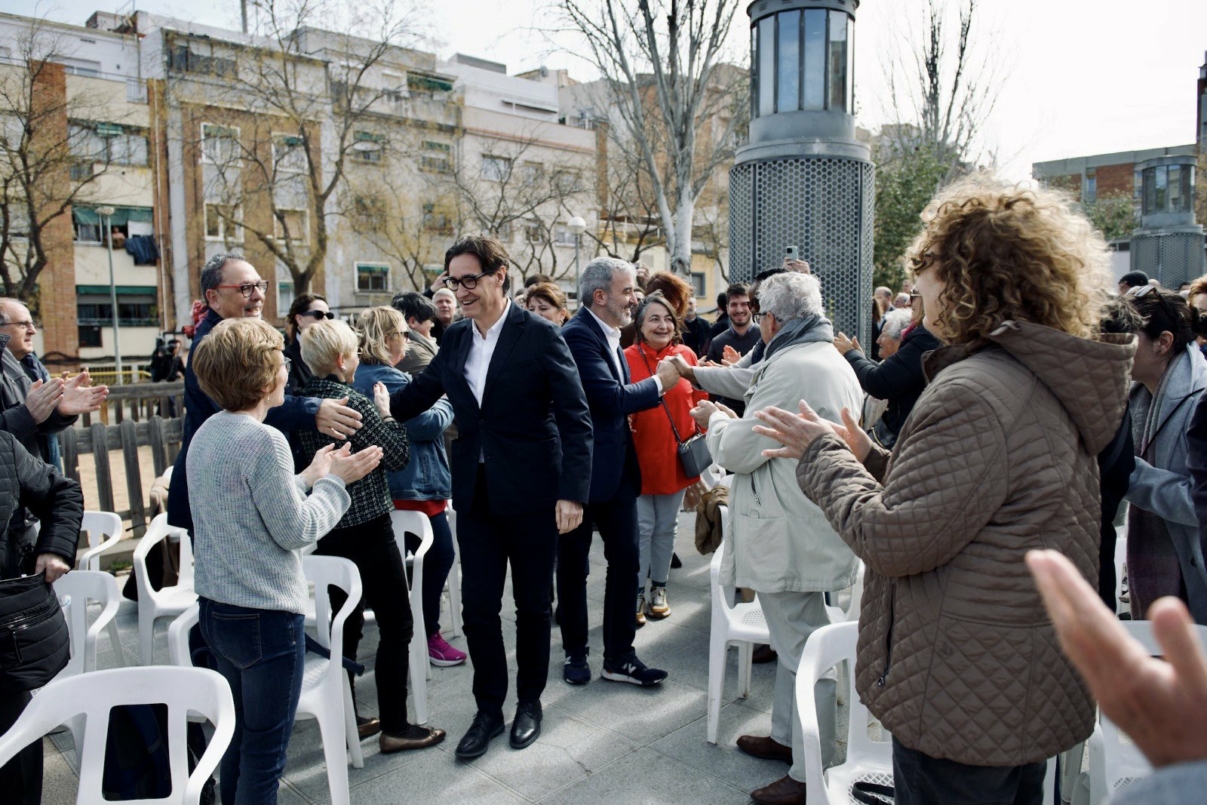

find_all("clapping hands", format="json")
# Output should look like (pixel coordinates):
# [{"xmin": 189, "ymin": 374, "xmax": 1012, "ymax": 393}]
[{"xmin": 752, "ymin": 401, "xmax": 871, "ymax": 461}]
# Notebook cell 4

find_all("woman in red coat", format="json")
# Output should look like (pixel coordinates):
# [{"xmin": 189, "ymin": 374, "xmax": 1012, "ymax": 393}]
[{"xmin": 625, "ymin": 292, "xmax": 709, "ymax": 625}]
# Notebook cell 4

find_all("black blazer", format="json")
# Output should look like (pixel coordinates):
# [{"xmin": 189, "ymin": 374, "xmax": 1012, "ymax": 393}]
[
  {"xmin": 561, "ymin": 308, "xmax": 661, "ymax": 503},
  {"xmin": 843, "ymin": 324, "xmax": 942, "ymax": 439},
  {"xmin": 390, "ymin": 303, "xmax": 593, "ymax": 516}
]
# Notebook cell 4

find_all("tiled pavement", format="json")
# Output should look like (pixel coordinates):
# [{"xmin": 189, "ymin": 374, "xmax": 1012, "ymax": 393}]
[{"xmin": 42, "ymin": 511, "xmax": 848, "ymax": 804}]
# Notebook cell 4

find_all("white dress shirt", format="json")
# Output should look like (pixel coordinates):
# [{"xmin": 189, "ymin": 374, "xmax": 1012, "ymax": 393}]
[
  {"xmin": 585, "ymin": 306, "xmax": 663, "ymax": 393},
  {"xmin": 464, "ymin": 299, "xmax": 511, "ymax": 407}
]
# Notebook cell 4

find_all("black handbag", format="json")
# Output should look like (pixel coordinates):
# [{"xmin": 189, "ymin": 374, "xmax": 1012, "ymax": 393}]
[
  {"xmin": 637, "ymin": 346, "xmax": 713, "ymax": 479},
  {"xmin": 0, "ymin": 572, "xmax": 71, "ymax": 691}
]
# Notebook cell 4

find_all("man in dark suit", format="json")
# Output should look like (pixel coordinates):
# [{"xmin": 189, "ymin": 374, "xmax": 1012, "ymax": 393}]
[
  {"xmin": 390, "ymin": 235, "xmax": 593, "ymax": 761},
  {"xmin": 167, "ymin": 253, "xmax": 361, "ymax": 536},
  {"xmin": 558, "ymin": 257, "xmax": 677, "ymax": 688}
]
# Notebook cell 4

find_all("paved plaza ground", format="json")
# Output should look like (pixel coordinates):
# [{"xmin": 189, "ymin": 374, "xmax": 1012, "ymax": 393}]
[{"xmin": 40, "ymin": 511, "xmax": 851, "ymax": 805}]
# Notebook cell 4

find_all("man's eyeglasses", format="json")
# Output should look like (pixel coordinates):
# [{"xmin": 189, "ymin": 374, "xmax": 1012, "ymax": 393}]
[
  {"xmin": 0, "ymin": 320, "xmax": 36, "ymax": 332},
  {"xmin": 444, "ymin": 271, "xmax": 493, "ymax": 291},
  {"xmin": 300, "ymin": 310, "xmax": 335, "ymax": 321},
  {"xmin": 217, "ymin": 281, "xmax": 269, "ymax": 298},
  {"xmin": 282, "ymin": 356, "xmax": 292, "ymax": 373},
  {"xmin": 752, "ymin": 312, "xmax": 764, "ymax": 324}
]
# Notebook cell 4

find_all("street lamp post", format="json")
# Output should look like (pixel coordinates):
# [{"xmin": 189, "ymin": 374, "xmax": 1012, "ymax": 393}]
[
  {"xmin": 568, "ymin": 215, "xmax": 586, "ymax": 307},
  {"xmin": 95, "ymin": 206, "xmax": 123, "ymax": 385}
]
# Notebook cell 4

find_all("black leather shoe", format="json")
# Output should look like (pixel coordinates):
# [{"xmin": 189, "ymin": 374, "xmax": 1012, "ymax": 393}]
[
  {"xmin": 454, "ymin": 711, "xmax": 505, "ymax": 760},
  {"xmin": 510, "ymin": 700, "xmax": 542, "ymax": 749}
]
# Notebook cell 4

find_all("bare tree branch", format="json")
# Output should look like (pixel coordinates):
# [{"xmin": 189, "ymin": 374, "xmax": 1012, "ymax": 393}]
[{"xmin": 550, "ymin": 0, "xmax": 747, "ymax": 275}]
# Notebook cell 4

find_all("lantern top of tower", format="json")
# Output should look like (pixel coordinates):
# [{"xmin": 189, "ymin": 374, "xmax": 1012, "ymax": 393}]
[{"xmin": 747, "ymin": 0, "xmax": 859, "ymax": 22}]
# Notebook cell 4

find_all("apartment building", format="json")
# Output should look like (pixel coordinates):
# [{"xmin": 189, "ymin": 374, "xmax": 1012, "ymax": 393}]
[
  {"xmin": 0, "ymin": 12, "xmax": 165, "ymax": 372},
  {"xmin": 7, "ymin": 7, "xmax": 733, "ymax": 366},
  {"xmin": 441, "ymin": 55, "xmax": 596, "ymax": 295}
]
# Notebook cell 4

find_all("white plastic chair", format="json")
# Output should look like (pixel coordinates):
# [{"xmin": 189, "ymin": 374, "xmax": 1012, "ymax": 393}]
[
  {"xmin": 796, "ymin": 621, "xmax": 893, "ymax": 804},
  {"xmin": 133, "ymin": 513, "xmax": 197, "ymax": 665},
  {"xmin": 0, "ymin": 666, "xmax": 234, "ymax": 805},
  {"xmin": 444, "ymin": 502, "xmax": 462, "ymax": 638},
  {"xmin": 706, "ymin": 505, "xmax": 770, "ymax": 744},
  {"xmin": 54, "ymin": 570, "xmax": 122, "ymax": 679},
  {"xmin": 1114, "ymin": 525, "xmax": 1129, "ymax": 616},
  {"xmin": 391, "ymin": 509, "xmax": 433, "ymax": 724},
  {"xmin": 170, "ymin": 556, "xmax": 365, "ymax": 805},
  {"xmin": 77, "ymin": 512, "xmax": 123, "ymax": 572},
  {"xmin": 300, "ymin": 555, "xmax": 365, "ymax": 805},
  {"xmin": 797, "ymin": 621, "xmax": 1058, "ymax": 804},
  {"xmin": 75, "ymin": 513, "xmax": 127, "ymax": 667},
  {"xmin": 1082, "ymin": 620, "xmax": 1207, "ymax": 804}
]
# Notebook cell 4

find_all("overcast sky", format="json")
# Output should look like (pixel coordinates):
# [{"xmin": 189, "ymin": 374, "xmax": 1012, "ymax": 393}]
[{"xmin": 11, "ymin": 0, "xmax": 1207, "ymax": 181}]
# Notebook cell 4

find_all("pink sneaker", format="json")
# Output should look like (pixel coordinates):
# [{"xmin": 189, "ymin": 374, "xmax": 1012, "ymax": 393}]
[{"xmin": 427, "ymin": 632, "xmax": 467, "ymax": 667}]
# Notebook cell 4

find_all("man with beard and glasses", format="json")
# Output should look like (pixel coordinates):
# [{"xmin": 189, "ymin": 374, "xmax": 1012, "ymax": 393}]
[
  {"xmin": 703, "ymin": 283, "xmax": 761, "ymax": 416},
  {"xmin": 557, "ymin": 257, "xmax": 679, "ymax": 688}
]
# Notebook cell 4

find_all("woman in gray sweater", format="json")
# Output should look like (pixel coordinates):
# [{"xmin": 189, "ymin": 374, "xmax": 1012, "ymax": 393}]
[{"xmin": 188, "ymin": 317, "xmax": 382, "ymax": 805}]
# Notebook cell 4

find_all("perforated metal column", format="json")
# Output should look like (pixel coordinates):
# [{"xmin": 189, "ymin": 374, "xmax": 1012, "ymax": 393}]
[
  {"xmin": 1131, "ymin": 230, "xmax": 1207, "ymax": 289},
  {"xmin": 729, "ymin": 156, "xmax": 875, "ymax": 346}
]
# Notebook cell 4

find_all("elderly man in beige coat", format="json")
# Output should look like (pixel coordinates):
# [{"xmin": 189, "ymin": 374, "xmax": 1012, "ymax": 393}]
[{"xmin": 692, "ymin": 272, "xmax": 862, "ymax": 805}]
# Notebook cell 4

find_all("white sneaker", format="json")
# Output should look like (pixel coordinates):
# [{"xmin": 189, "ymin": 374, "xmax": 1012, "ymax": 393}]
[
  {"xmin": 636, "ymin": 592, "xmax": 647, "ymax": 628},
  {"xmin": 647, "ymin": 586, "xmax": 670, "ymax": 619}
]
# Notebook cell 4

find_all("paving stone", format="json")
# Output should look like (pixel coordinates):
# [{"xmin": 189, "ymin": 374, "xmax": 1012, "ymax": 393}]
[
  {"xmin": 650, "ymin": 700, "xmax": 786, "ymax": 793},
  {"xmin": 341, "ymin": 747, "xmax": 528, "ymax": 805},
  {"xmin": 538, "ymin": 749, "xmax": 752, "ymax": 805},
  {"xmin": 552, "ymin": 678, "xmax": 709, "ymax": 748},
  {"xmin": 463, "ymin": 706, "xmax": 639, "ymax": 801}
]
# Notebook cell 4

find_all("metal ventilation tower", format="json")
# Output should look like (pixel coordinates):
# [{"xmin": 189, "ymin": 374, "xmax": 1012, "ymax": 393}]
[
  {"xmin": 1130, "ymin": 156, "xmax": 1204, "ymax": 286},
  {"xmin": 728, "ymin": 0, "xmax": 874, "ymax": 344}
]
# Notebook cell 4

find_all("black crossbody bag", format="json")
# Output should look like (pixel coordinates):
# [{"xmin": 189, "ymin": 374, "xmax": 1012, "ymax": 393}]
[
  {"xmin": 637, "ymin": 346, "xmax": 713, "ymax": 478},
  {"xmin": 0, "ymin": 572, "xmax": 71, "ymax": 691}
]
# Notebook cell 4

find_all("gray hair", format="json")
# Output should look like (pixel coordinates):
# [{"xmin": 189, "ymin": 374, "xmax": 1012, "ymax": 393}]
[
  {"xmin": 200, "ymin": 253, "xmax": 245, "ymax": 298},
  {"xmin": 881, "ymin": 308, "xmax": 912, "ymax": 341},
  {"xmin": 0, "ymin": 297, "xmax": 25, "ymax": 322},
  {"xmin": 579, "ymin": 257, "xmax": 634, "ymax": 309},
  {"xmin": 757, "ymin": 272, "xmax": 822, "ymax": 324}
]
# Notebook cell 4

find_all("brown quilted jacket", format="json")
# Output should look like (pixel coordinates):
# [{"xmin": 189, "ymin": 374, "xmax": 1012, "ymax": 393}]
[{"xmin": 797, "ymin": 321, "xmax": 1135, "ymax": 766}]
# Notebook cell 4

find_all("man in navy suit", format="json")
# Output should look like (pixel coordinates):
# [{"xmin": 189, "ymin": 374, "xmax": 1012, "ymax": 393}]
[
  {"xmin": 558, "ymin": 257, "xmax": 679, "ymax": 687},
  {"xmin": 390, "ymin": 236, "xmax": 593, "ymax": 760}
]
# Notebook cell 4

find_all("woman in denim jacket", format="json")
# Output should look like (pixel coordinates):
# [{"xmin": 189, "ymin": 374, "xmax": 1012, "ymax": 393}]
[{"xmin": 353, "ymin": 306, "xmax": 465, "ymax": 666}]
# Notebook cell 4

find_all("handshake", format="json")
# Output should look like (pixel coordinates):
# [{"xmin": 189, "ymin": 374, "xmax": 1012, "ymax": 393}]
[{"xmin": 654, "ymin": 357, "xmax": 682, "ymax": 390}]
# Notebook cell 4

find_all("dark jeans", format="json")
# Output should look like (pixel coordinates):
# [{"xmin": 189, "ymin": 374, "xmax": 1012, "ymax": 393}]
[
  {"xmin": 403, "ymin": 509, "xmax": 454, "ymax": 638},
  {"xmin": 314, "ymin": 513, "xmax": 414, "ymax": 735},
  {"xmin": 0, "ymin": 689, "xmax": 39, "ymax": 805},
  {"xmin": 458, "ymin": 466, "xmax": 559, "ymax": 717},
  {"xmin": 557, "ymin": 480, "xmax": 640, "ymax": 661},
  {"xmin": 892, "ymin": 737, "xmax": 1046, "ymax": 805},
  {"xmin": 199, "ymin": 598, "xmax": 305, "ymax": 805}
]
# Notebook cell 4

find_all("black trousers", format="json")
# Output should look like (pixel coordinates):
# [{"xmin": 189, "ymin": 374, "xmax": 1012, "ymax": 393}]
[
  {"xmin": 892, "ymin": 737, "xmax": 1046, "ymax": 805},
  {"xmin": 0, "ymin": 689, "xmax": 39, "ymax": 805},
  {"xmin": 557, "ymin": 475, "xmax": 640, "ymax": 662},
  {"xmin": 458, "ymin": 466, "xmax": 559, "ymax": 718},
  {"xmin": 314, "ymin": 513, "xmax": 414, "ymax": 735}
]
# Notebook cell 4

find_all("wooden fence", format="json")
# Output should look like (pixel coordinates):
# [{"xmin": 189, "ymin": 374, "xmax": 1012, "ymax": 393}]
[
  {"xmin": 60, "ymin": 415, "xmax": 183, "ymax": 539},
  {"xmin": 80, "ymin": 381, "xmax": 185, "ymax": 428}
]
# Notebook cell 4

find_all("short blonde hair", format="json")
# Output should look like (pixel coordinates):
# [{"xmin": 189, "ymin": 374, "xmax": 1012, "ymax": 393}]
[
  {"xmin": 299, "ymin": 319, "xmax": 359, "ymax": 377},
  {"xmin": 357, "ymin": 306, "xmax": 406, "ymax": 366},
  {"xmin": 906, "ymin": 173, "xmax": 1112, "ymax": 343},
  {"xmin": 191, "ymin": 318, "xmax": 283, "ymax": 411},
  {"xmin": 1187, "ymin": 276, "xmax": 1207, "ymax": 308}
]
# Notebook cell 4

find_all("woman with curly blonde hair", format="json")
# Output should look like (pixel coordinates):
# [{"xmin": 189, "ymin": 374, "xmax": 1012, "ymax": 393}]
[{"xmin": 752, "ymin": 174, "xmax": 1137, "ymax": 805}]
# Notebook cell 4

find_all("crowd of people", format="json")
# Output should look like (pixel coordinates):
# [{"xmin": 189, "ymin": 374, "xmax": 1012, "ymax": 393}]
[{"xmin": 11, "ymin": 170, "xmax": 1207, "ymax": 804}]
